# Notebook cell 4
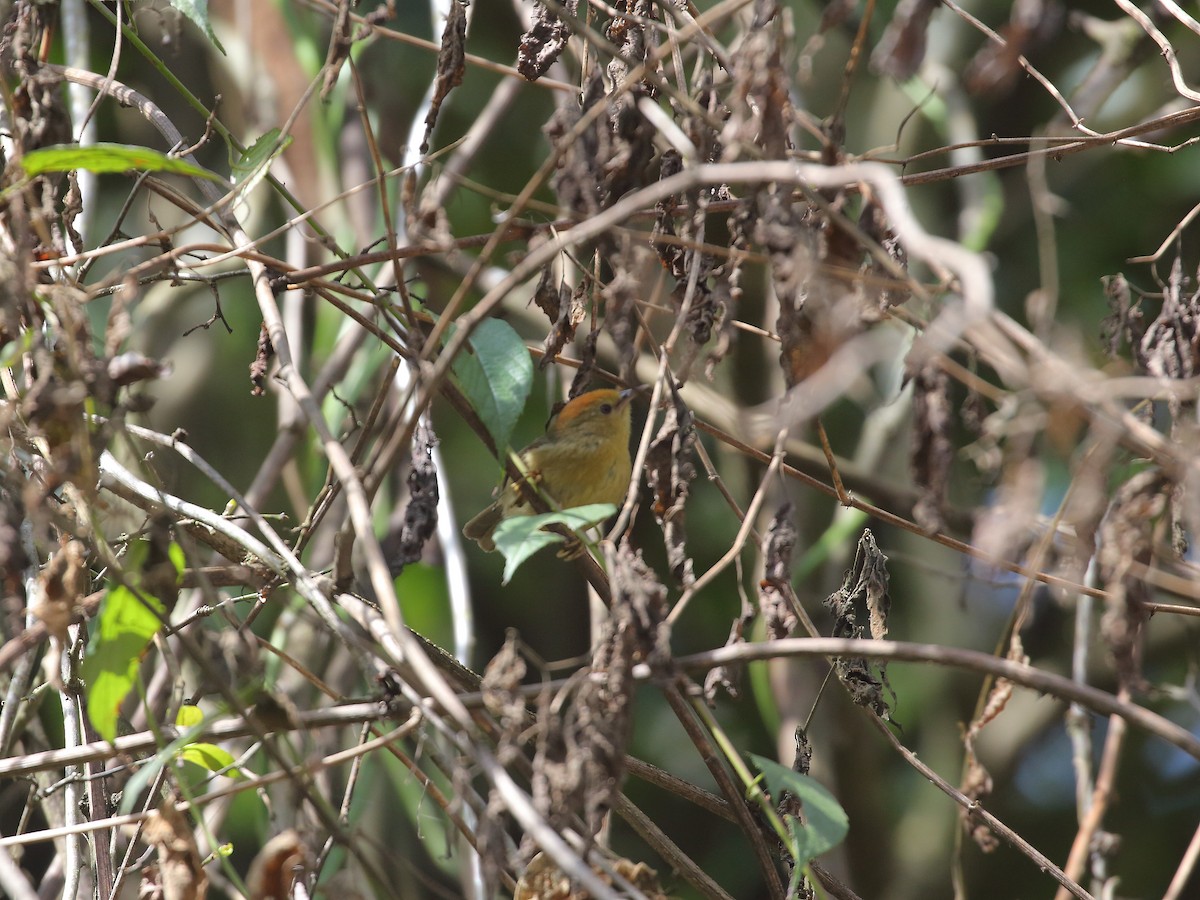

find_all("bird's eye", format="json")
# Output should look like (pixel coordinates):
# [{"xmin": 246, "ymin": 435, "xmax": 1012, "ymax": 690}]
[{"xmin": 600, "ymin": 403, "xmax": 613, "ymax": 414}]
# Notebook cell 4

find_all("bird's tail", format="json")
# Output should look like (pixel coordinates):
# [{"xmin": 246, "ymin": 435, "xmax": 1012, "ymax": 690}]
[{"xmin": 462, "ymin": 502, "xmax": 504, "ymax": 552}]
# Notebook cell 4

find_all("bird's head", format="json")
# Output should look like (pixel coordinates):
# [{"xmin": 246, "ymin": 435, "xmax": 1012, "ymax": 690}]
[{"xmin": 549, "ymin": 388, "xmax": 635, "ymax": 440}]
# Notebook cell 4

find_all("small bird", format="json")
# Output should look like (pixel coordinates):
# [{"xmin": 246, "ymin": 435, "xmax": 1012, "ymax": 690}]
[{"xmin": 463, "ymin": 388, "xmax": 635, "ymax": 552}]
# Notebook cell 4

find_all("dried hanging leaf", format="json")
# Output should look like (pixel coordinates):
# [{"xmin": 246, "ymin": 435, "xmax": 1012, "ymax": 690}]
[
  {"xmin": 600, "ymin": 240, "xmax": 647, "ymax": 384},
  {"xmin": 706, "ymin": 200, "xmax": 753, "ymax": 378},
  {"xmin": 823, "ymin": 530, "xmax": 892, "ymax": 718},
  {"xmin": 567, "ymin": 323, "xmax": 601, "ymax": 396},
  {"xmin": 34, "ymin": 538, "xmax": 88, "ymax": 644},
  {"xmin": 545, "ymin": 71, "xmax": 607, "ymax": 220},
  {"xmin": 775, "ymin": 726, "xmax": 815, "ymax": 891},
  {"xmin": 1101, "ymin": 273, "xmax": 1141, "ymax": 358},
  {"xmin": 602, "ymin": 91, "xmax": 657, "ymax": 208},
  {"xmin": 531, "ymin": 263, "xmax": 563, "ymax": 324},
  {"xmin": 249, "ymin": 322, "xmax": 274, "ymax": 397},
  {"xmin": 758, "ymin": 503, "xmax": 798, "ymax": 640},
  {"xmin": 482, "ymin": 632, "xmax": 531, "ymax": 765},
  {"xmin": 517, "ymin": 0, "xmax": 577, "ymax": 82},
  {"xmin": 420, "ymin": 0, "xmax": 468, "ymax": 154},
  {"xmin": 1097, "ymin": 469, "xmax": 1170, "ymax": 689},
  {"xmin": 652, "ymin": 150, "xmax": 686, "ymax": 279},
  {"xmin": 857, "ymin": 195, "xmax": 910, "ymax": 313},
  {"xmin": 540, "ymin": 281, "xmax": 587, "ymax": 370},
  {"xmin": 726, "ymin": 1, "xmax": 792, "ymax": 156},
  {"xmin": 383, "ymin": 423, "xmax": 440, "ymax": 575},
  {"xmin": 959, "ymin": 640, "xmax": 1029, "ymax": 852},
  {"xmin": 528, "ymin": 544, "xmax": 668, "ymax": 849},
  {"xmin": 605, "ymin": 1, "xmax": 658, "ymax": 93},
  {"xmin": 909, "ymin": 361, "xmax": 953, "ymax": 533},
  {"xmin": 702, "ymin": 604, "xmax": 755, "ymax": 702},
  {"xmin": 649, "ymin": 149, "xmax": 721, "ymax": 367},
  {"xmin": 142, "ymin": 800, "xmax": 208, "ymax": 900},
  {"xmin": 1135, "ymin": 256, "xmax": 1200, "ymax": 394},
  {"xmin": 960, "ymin": 745, "xmax": 998, "ymax": 853},
  {"xmin": 644, "ymin": 386, "xmax": 696, "ymax": 585},
  {"xmin": 34, "ymin": 538, "xmax": 89, "ymax": 689}
]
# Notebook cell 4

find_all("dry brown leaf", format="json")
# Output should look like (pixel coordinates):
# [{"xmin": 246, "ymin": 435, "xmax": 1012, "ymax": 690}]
[
  {"xmin": 245, "ymin": 829, "xmax": 310, "ymax": 900},
  {"xmin": 142, "ymin": 801, "xmax": 208, "ymax": 900}
]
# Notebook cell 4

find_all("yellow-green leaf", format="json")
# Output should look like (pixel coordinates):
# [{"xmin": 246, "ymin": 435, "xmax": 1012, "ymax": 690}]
[
  {"xmin": 19, "ymin": 143, "xmax": 220, "ymax": 180},
  {"xmin": 179, "ymin": 742, "xmax": 241, "ymax": 778}
]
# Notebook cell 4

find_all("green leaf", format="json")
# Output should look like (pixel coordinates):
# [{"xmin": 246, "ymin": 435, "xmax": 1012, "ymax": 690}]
[
  {"xmin": 170, "ymin": 0, "xmax": 226, "ymax": 54},
  {"xmin": 491, "ymin": 504, "xmax": 616, "ymax": 584},
  {"xmin": 81, "ymin": 540, "xmax": 186, "ymax": 742},
  {"xmin": 749, "ymin": 754, "xmax": 849, "ymax": 865},
  {"xmin": 19, "ymin": 143, "xmax": 220, "ymax": 180},
  {"xmin": 118, "ymin": 718, "xmax": 204, "ymax": 815},
  {"xmin": 179, "ymin": 742, "xmax": 241, "ymax": 777},
  {"xmin": 175, "ymin": 704, "xmax": 204, "ymax": 728},
  {"xmin": 81, "ymin": 584, "xmax": 165, "ymax": 741},
  {"xmin": 450, "ymin": 318, "xmax": 533, "ymax": 453},
  {"xmin": 231, "ymin": 129, "xmax": 292, "ymax": 203}
]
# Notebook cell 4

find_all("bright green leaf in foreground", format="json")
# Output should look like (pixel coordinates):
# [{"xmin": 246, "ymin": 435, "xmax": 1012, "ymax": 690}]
[
  {"xmin": 19, "ymin": 143, "xmax": 220, "ymax": 180},
  {"xmin": 173, "ymin": 705, "xmax": 242, "ymax": 777},
  {"xmin": 81, "ymin": 541, "xmax": 185, "ymax": 741},
  {"xmin": 179, "ymin": 742, "xmax": 240, "ymax": 777},
  {"xmin": 491, "ymin": 503, "xmax": 616, "ymax": 584},
  {"xmin": 450, "ymin": 318, "xmax": 533, "ymax": 454},
  {"xmin": 750, "ymin": 754, "xmax": 849, "ymax": 865},
  {"xmin": 80, "ymin": 584, "xmax": 165, "ymax": 742}
]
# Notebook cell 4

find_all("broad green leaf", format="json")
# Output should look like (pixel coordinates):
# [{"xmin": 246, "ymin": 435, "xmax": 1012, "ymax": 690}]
[
  {"xmin": 491, "ymin": 504, "xmax": 616, "ymax": 584},
  {"xmin": 19, "ymin": 143, "xmax": 219, "ymax": 180},
  {"xmin": 450, "ymin": 318, "xmax": 533, "ymax": 453},
  {"xmin": 81, "ymin": 585, "xmax": 164, "ymax": 741},
  {"xmin": 179, "ymin": 742, "xmax": 240, "ymax": 777},
  {"xmin": 750, "ymin": 754, "xmax": 849, "ymax": 865},
  {"xmin": 82, "ymin": 541, "xmax": 186, "ymax": 742},
  {"xmin": 170, "ymin": 0, "xmax": 226, "ymax": 54}
]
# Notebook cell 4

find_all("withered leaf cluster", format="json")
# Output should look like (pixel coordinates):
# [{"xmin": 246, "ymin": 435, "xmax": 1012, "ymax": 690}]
[
  {"xmin": 526, "ymin": 544, "xmax": 669, "ymax": 852},
  {"xmin": 823, "ymin": 530, "xmax": 893, "ymax": 718},
  {"xmin": 909, "ymin": 361, "xmax": 954, "ymax": 534},
  {"xmin": 758, "ymin": 502, "xmax": 798, "ymax": 641},
  {"xmin": 1096, "ymin": 468, "xmax": 1171, "ymax": 690},
  {"xmin": 517, "ymin": 0, "xmax": 579, "ymax": 82},
  {"xmin": 386, "ymin": 422, "xmax": 440, "ymax": 574},
  {"xmin": 644, "ymin": 384, "xmax": 696, "ymax": 585}
]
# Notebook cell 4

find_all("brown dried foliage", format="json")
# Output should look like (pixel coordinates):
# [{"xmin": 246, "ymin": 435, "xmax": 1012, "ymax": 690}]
[
  {"xmin": 823, "ymin": 530, "xmax": 893, "ymax": 718},
  {"xmin": 910, "ymin": 361, "xmax": 954, "ymax": 533},
  {"xmin": 644, "ymin": 384, "xmax": 696, "ymax": 585},
  {"xmin": 758, "ymin": 502, "xmax": 798, "ymax": 640},
  {"xmin": 528, "ymin": 545, "xmax": 668, "ymax": 852},
  {"xmin": 517, "ymin": 0, "xmax": 578, "ymax": 82}
]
